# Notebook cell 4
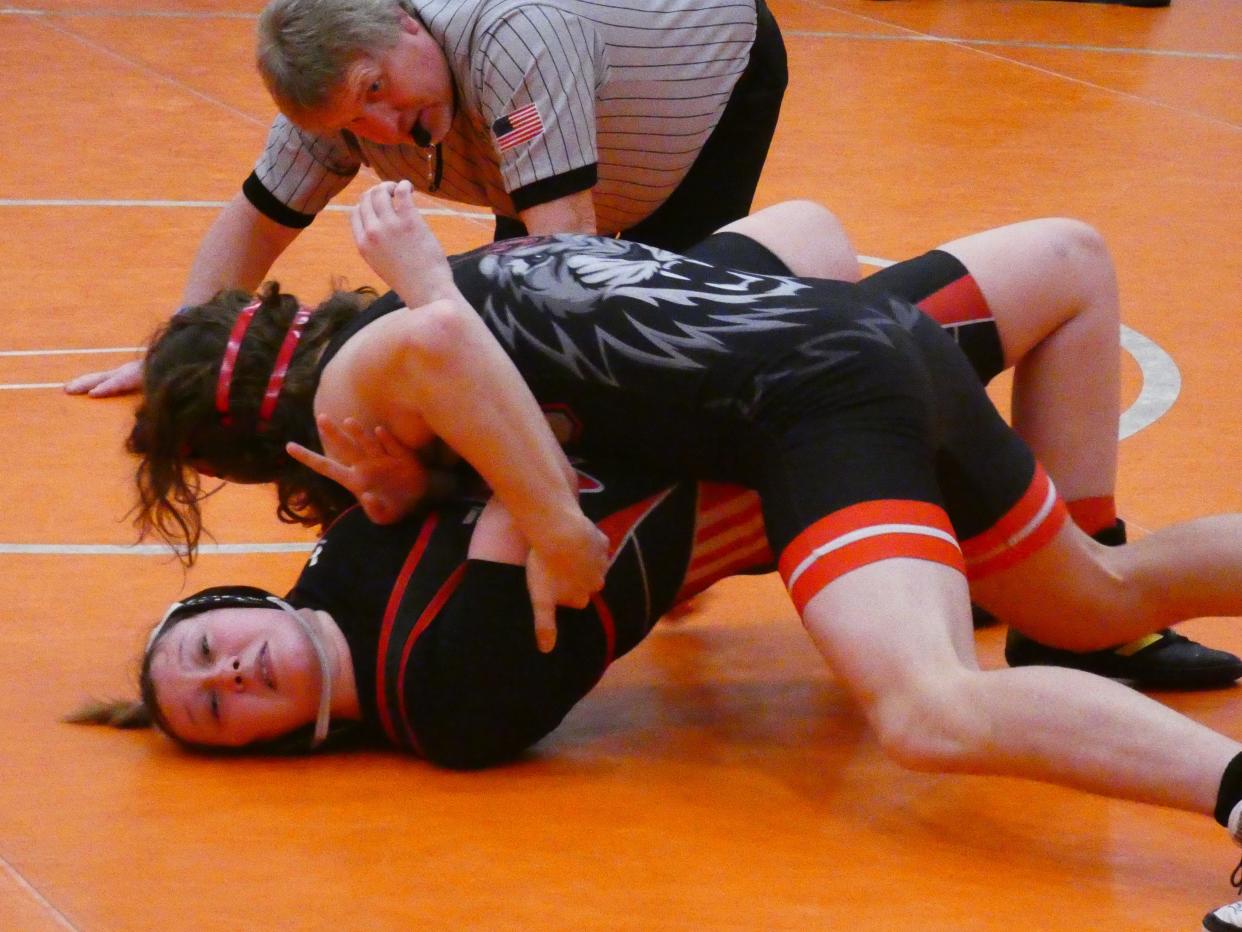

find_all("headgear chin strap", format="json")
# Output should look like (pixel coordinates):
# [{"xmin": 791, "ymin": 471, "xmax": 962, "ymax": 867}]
[
  {"xmin": 215, "ymin": 300, "xmax": 314, "ymax": 431},
  {"xmin": 148, "ymin": 586, "xmax": 333, "ymax": 749}
]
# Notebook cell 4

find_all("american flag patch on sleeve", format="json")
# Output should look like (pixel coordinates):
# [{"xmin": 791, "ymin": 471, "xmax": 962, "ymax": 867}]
[{"xmin": 492, "ymin": 103, "xmax": 544, "ymax": 152}]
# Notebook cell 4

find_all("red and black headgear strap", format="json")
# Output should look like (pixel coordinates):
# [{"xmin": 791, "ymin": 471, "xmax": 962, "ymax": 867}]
[
  {"xmin": 214, "ymin": 299, "xmax": 313, "ymax": 430},
  {"xmin": 214, "ymin": 300, "xmax": 260, "ymax": 427}
]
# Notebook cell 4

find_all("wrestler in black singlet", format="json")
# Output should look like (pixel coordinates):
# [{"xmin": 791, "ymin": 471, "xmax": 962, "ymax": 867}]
[
  {"xmin": 285, "ymin": 466, "xmax": 726, "ymax": 768},
  {"xmin": 318, "ymin": 232, "xmax": 1061, "ymax": 614}
]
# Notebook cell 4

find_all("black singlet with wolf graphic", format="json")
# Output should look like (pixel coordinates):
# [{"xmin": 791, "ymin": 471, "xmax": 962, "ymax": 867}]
[{"xmin": 320, "ymin": 233, "xmax": 1037, "ymax": 558}]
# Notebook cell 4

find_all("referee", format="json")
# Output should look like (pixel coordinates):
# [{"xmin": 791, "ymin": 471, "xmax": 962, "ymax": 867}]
[{"xmin": 68, "ymin": 0, "xmax": 862, "ymax": 397}]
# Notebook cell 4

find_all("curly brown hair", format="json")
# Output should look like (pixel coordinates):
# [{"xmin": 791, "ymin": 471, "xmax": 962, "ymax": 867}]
[{"xmin": 128, "ymin": 282, "xmax": 377, "ymax": 563}]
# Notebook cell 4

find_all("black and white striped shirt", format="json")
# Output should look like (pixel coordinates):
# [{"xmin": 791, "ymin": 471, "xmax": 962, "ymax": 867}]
[{"xmin": 248, "ymin": 0, "xmax": 758, "ymax": 234}]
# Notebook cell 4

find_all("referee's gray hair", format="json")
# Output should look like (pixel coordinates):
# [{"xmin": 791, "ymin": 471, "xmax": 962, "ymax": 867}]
[{"xmin": 257, "ymin": 0, "xmax": 419, "ymax": 117}]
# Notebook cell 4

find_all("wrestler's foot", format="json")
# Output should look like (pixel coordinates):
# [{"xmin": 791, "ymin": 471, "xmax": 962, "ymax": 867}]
[
  {"xmin": 1006, "ymin": 627, "xmax": 1242, "ymax": 690},
  {"xmin": 1205, "ymin": 898, "xmax": 1242, "ymax": 931},
  {"xmin": 1203, "ymin": 805, "xmax": 1242, "ymax": 932}
]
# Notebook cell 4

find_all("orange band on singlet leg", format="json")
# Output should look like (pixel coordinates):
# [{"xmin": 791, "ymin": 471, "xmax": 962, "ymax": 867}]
[
  {"xmin": 675, "ymin": 484, "xmax": 772, "ymax": 603},
  {"xmin": 960, "ymin": 464, "xmax": 1069, "ymax": 580},
  {"xmin": 915, "ymin": 274, "xmax": 990, "ymax": 326},
  {"xmin": 777, "ymin": 500, "xmax": 965, "ymax": 615}
]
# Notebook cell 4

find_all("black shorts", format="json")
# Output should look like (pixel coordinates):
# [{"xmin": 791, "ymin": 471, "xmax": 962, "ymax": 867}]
[{"xmin": 450, "ymin": 231, "xmax": 1065, "ymax": 613}]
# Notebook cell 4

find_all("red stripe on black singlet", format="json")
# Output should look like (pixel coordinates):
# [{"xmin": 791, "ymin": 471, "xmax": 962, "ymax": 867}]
[
  {"xmin": 319, "ymin": 502, "xmax": 362, "ymax": 536},
  {"xmin": 674, "ymin": 483, "xmax": 772, "ymax": 603},
  {"xmin": 591, "ymin": 593, "xmax": 617, "ymax": 670},
  {"xmin": 595, "ymin": 490, "xmax": 672, "ymax": 563},
  {"xmin": 395, "ymin": 563, "xmax": 468, "ymax": 754},
  {"xmin": 915, "ymin": 274, "xmax": 990, "ymax": 327},
  {"xmin": 375, "ymin": 516, "xmax": 439, "ymax": 748}
]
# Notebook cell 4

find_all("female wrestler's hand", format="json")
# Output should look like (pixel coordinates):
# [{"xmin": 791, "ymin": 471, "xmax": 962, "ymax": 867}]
[
  {"xmin": 351, "ymin": 180, "xmax": 458, "ymax": 307},
  {"xmin": 525, "ymin": 522, "xmax": 610, "ymax": 653},
  {"xmin": 287, "ymin": 415, "xmax": 429, "ymax": 524}
]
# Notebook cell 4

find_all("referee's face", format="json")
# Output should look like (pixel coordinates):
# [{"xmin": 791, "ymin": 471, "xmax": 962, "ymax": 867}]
[{"xmin": 308, "ymin": 12, "xmax": 454, "ymax": 147}]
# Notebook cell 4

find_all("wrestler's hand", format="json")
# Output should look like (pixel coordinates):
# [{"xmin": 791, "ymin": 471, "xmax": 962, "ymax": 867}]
[
  {"xmin": 287, "ymin": 415, "xmax": 430, "ymax": 524},
  {"xmin": 350, "ymin": 180, "xmax": 458, "ymax": 307},
  {"xmin": 524, "ymin": 522, "xmax": 609, "ymax": 653},
  {"xmin": 64, "ymin": 358, "xmax": 144, "ymax": 397}
]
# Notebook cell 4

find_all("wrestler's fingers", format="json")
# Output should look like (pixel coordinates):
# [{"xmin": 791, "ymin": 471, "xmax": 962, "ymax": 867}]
[
  {"xmin": 339, "ymin": 417, "xmax": 383, "ymax": 456},
  {"xmin": 354, "ymin": 184, "xmax": 387, "ymax": 236},
  {"xmin": 531, "ymin": 598, "xmax": 558, "ymax": 654},
  {"xmin": 371, "ymin": 180, "xmax": 401, "ymax": 223},
  {"xmin": 391, "ymin": 180, "xmax": 417, "ymax": 216},
  {"xmin": 313, "ymin": 415, "xmax": 361, "ymax": 464},
  {"xmin": 373, "ymin": 424, "xmax": 415, "ymax": 458},
  {"xmin": 359, "ymin": 491, "xmax": 395, "ymax": 525},
  {"xmin": 525, "ymin": 558, "xmax": 560, "ymax": 653},
  {"xmin": 286, "ymin": 441, "xmax": 352, "ymax": 486}
]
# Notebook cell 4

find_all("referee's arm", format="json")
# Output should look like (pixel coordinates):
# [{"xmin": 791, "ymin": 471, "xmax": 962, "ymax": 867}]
[
  {"xmin": 518, "ymin": 188, "xmax": 597, "ymax": 235},
  {"xmin": 63, "ymin": 193, "xmax": 301, "ymax": 398},
  {"xmin": 179, "ymin": 193, "xmax": 303, "ymax": 306}
]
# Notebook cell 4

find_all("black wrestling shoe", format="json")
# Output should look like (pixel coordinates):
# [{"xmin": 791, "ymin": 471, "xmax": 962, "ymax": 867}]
[
  {"xmin": 1006, "ymin": 627, "xmax": 1242, "ymax": 690},
  {"xmin": 999, "ymin": 518, "xmax": 1242, "ymax": 688}
]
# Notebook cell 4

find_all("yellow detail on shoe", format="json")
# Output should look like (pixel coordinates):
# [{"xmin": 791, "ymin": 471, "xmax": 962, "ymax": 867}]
[{"xmin": 1113, "ymin": 633, "xmax": 1163, "ymax": 657}]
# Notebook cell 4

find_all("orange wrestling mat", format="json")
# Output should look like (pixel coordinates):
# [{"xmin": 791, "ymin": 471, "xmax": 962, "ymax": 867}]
[{"xmin": 0, "ymin": 0, "xmax": 1238, "ymax": 927}]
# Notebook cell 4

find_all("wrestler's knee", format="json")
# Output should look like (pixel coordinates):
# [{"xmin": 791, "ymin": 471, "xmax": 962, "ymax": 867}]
[
  {"xmin": 736, "ymin": 200, "xmax": 859, "ymax": 282},
  {"xmin": 781, "ymin": 200, "xmax": 858, "ymax": 281},
  {"xmin": 867, "ymin": 670, "xmax": 994, "ymax": 773},
  {"xmin": 1046, "ymin": 218, "xmax": 1112, "ymax": 284}
]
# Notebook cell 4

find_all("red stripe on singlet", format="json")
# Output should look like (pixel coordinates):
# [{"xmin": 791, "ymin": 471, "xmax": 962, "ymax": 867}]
[
  {"xmin": 374, "ymin": 516, "xmax": 439, "ymax": 747},
  {"xmin": 395, "ymin": 563, "xmax": 468, "ymax": 755},
  {"xmin": 677, "ymin": 531, "xmax": 773, "ymax": 602},
  {"xmin": 591, "ymin": 593, "xmax": 617, "ymax": 669},
  {"xmin": 695, "ymin": 489, "xmax": 762, "ymax": 540},
  {"xmin": 960, "ymin": 464, "xmax": 1068, "ymax": 580},
  {"xmin": 596, "ymin": 490, "xmax": 672, "ymax": 561},
  {"xmin": 777, "ymin": 500, "xmax": 964, "ymax": 615},
  {"xmin": 675, "ymin": 484, "xmax": 772, "ymax": 602},
  {"xmin": 916, "ymin": 274, "xmax": 990, "ymax": 327}
]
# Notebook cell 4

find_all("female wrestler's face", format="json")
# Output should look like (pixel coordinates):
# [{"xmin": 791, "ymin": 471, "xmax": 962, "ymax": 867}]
[
  {"xmin": 305, "ymin": 12, "xmax": 454, "ymax": 146},
  {"xmin": 147, "ymin": 608, "xmax": 323, "ymax": 748}
]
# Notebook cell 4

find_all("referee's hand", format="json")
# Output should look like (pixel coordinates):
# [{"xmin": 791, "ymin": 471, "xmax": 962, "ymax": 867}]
[{"xmin": 64, "ymin": 358, "xmax": 144, "ymax": 397}]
